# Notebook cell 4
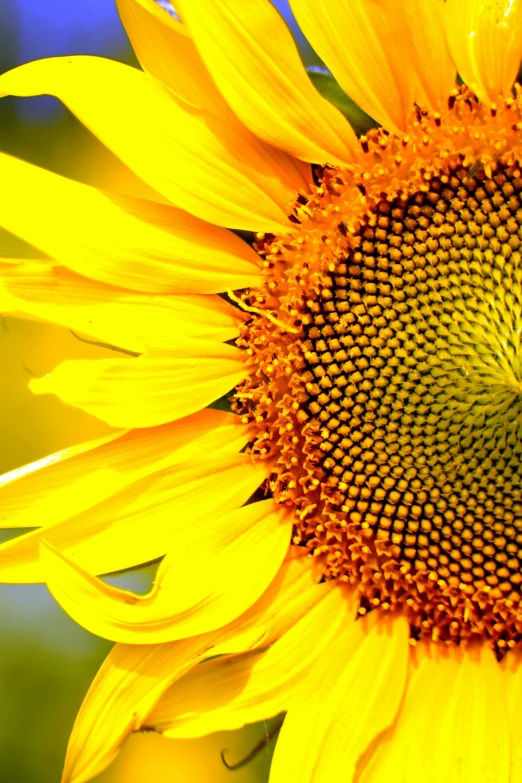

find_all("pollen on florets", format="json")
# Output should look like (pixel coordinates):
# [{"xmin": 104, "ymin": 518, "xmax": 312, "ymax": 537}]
[{"xmin": 233, "ymin": 87, "xmax": 522, "ymax": 650}]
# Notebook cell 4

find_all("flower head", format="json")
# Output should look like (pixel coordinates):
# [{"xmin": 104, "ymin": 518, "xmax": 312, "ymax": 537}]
[{"xmin": 1, "ymin": 0, "xmax": 522, "ymax": 781}]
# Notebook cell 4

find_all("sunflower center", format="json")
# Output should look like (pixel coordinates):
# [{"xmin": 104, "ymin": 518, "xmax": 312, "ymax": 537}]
[
  {"xmin": 234, "ymin": 90, "xmax": 522, "ymax": 649},
  {"xmin": 302, "ymin": 166, "xmax": 522, "ymax": 584}
]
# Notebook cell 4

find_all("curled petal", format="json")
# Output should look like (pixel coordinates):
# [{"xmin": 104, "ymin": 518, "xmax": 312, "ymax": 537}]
[
  {"xmin": 60, "ymin": 549, "xmax": 323, "ymax": 783},
  {"xmin": 0, "ymin": 451, "xmax": 264, "ymax": 581},
  {"xmin": 41, "ymin": 500, "xmax": 291, "ymax": 644}
]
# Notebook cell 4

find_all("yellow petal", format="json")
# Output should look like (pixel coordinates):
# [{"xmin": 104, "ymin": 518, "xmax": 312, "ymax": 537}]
[
  {"xmin": 270, "ymin": 613, "xmax": 409, "ymax": 783},
  {"xmin": 361, "ymin": 642, "xmax": 509, "ymax": 783},
  {"xmin": 0, "ymin": 259, "xmax": 246, "ymax": 352},
  {"xmin": 61, "ymin": 633, "xmax": 225, "ymax": 783},
  {"xmin": 0, "ymin": 408, "xmax": 242, "ymax": 530},
  {"xmin": 60, "ymin": 548, "xmax": 319, "ymax": 783},
  {"xmin": 500, "ymin": 645, "xmax": 522, "ymax": 783},
  {"xmin": 41, "ymin": 499, "xmax": 291, "ymax": 644},
  {"xmin": 115, "ymin": 0, "xmax": 312, "ymax": 189},
  {"xmin": 0, "ymin": 58, "xmax": 308, "ymax": 231},
  {"xmin": 358, "ymin": 641, "xmax": 458, "ymax": 783},
  {"xmin": 30, "ymin": 341, "xmax": 246, "ymax": 428},
  {"xmin": 176, "ymin": 0, "xmax": 358, "ymax": 165},
  {"xmin": 0, "ymin": 452, "xmax": 265, "ymax": 582},
  {"xmin": 0, "ymin": 430, "xmax": 121, "ymax": 530},
  {"xmin": 0, "ymin": 154, "xmax": 262, "ymax": 293},
  {"xmin": 446, "ymin": 0, "xmax": 522, "ymax": 103},
  {"xmin": 116, "ymin": 0, "xmax": 229, "ymax": 114},
  {"xmin": 212, "ymin": 546, "xmax": 325, "ymax": 656},
  {"xmin": 147, "ymin": 584, "xmax": 352, "ymax": 737},
  {"xmin": 290, "ymin": 0, "xmax": 418, "ymax": 132},
  {"xmin": 401, "ymin": 0, "xmax": 456, "ymax": 110}
]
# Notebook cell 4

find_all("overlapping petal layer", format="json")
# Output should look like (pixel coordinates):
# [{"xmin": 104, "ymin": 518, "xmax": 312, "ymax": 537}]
[
  {"xmin": 60, "ymin": 550, "xmax": 323, "ymax": 783},
  {"xmin": 0, "ymin": 154, "xmax": 263, "ymax": 293},
  {"xmin": 270, "ymin": 614, "xmax": 409, "ymax": 783},
  {"xmin": 30, "ymin": 341, "xmax": 246, "ymax": 428},
  {"xmin": 62, "ymin": 634, "xmax": 225, "ymax": 783},
  {"xmin": 0, "ymin": 451, "xmax": 266, "ymax": 582},
  {"xmin": 41, "ymin": 499, "xmax": 291, "ymax": 644},
  {"xmin": 360, "ymin": 642, "xmax": 510, "ymax": 783},
  {"xmin": 147, "ymin": 584, "xmax": 351, "ymax": 737},
  {"xmin": 0, "ymin": 259, "xmax": 245, "ymax": 352},
  {"xmin": 290, "ymin": 0, "xmax": 416, "ymax": 132},
  {"xmin": 0, "ymin": 409, "xmax": 243, "ymax": 530},
  {"xmin": 292, "ymin": 0, "xmax": 456, "ymax": 129},
  {"xmin": 115, "ymin": 0, "xmax": 232, "ymax": 114},
  {"xmin": 176, "ymin": 0, "xmax": 358, "ymax": 165},
  {"xmin": 0, "ymin": 57, "xmax": 308, "ymax": 231},
  {"xmin": 400, "ymin": 0, "xmax": 455, "ymax": 110}
]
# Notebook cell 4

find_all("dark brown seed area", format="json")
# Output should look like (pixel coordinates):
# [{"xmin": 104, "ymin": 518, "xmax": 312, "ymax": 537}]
[
  {"xmin": 235, "ymin": 144, "xmax": 522, "ymax": 648},
  {"xmin": 301, "ymin": 164, "xmax": 522, "ymax": 599}
]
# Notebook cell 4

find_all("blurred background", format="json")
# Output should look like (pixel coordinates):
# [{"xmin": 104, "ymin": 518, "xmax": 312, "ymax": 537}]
[{"xmin": 0, "ymin": 1, "xmax": 313, "ymax": 781}]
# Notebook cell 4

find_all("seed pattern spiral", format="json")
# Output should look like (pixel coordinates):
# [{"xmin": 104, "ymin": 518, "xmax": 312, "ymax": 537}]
[
  {"xmin": 302, "ymin": 164, "xmax": 522, "ymax": 597},
  {"xmin": 234, "ymin": 90, "xmax": 522, "ymax": 649}
]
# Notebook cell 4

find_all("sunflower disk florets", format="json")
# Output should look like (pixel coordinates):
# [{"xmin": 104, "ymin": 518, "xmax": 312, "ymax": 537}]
[{"xmin": 234, "ymin": 88, "xmax": 522, "ymax": 651}]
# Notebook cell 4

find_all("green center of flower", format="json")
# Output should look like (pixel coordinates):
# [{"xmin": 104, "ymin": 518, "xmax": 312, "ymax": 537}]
[{"xmin": 302, "ymin": 162, "xmax": 522, "ymax": 598}]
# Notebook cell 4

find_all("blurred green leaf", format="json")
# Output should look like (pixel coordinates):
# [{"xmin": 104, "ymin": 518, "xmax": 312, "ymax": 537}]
[
  {"xmin": 210, "ymin": 392, "xmax": 235, "ymax": 413},
  {"xmin": 307, "ymin": 66, "xmax": 377, "ymax": 136}
]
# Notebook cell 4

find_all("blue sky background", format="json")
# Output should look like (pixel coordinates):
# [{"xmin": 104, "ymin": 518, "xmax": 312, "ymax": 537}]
[
  {"xmin": 1, "ymin": 0, "xmax": 309, "ymax": 119},
  {"xmin": 7, "ymin": 0, "xmax": 299, "ymax": 60}
]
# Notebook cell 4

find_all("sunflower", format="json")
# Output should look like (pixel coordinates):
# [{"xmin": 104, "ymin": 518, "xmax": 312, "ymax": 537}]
[{"xmin": 1, "ymin": 0, "xmax": 522, "ymax": 780}]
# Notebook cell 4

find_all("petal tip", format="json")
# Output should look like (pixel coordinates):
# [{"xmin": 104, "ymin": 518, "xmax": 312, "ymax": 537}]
[{"xmin": 29, "ymin": 374, "xmax": 52, "ymax": 395}]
